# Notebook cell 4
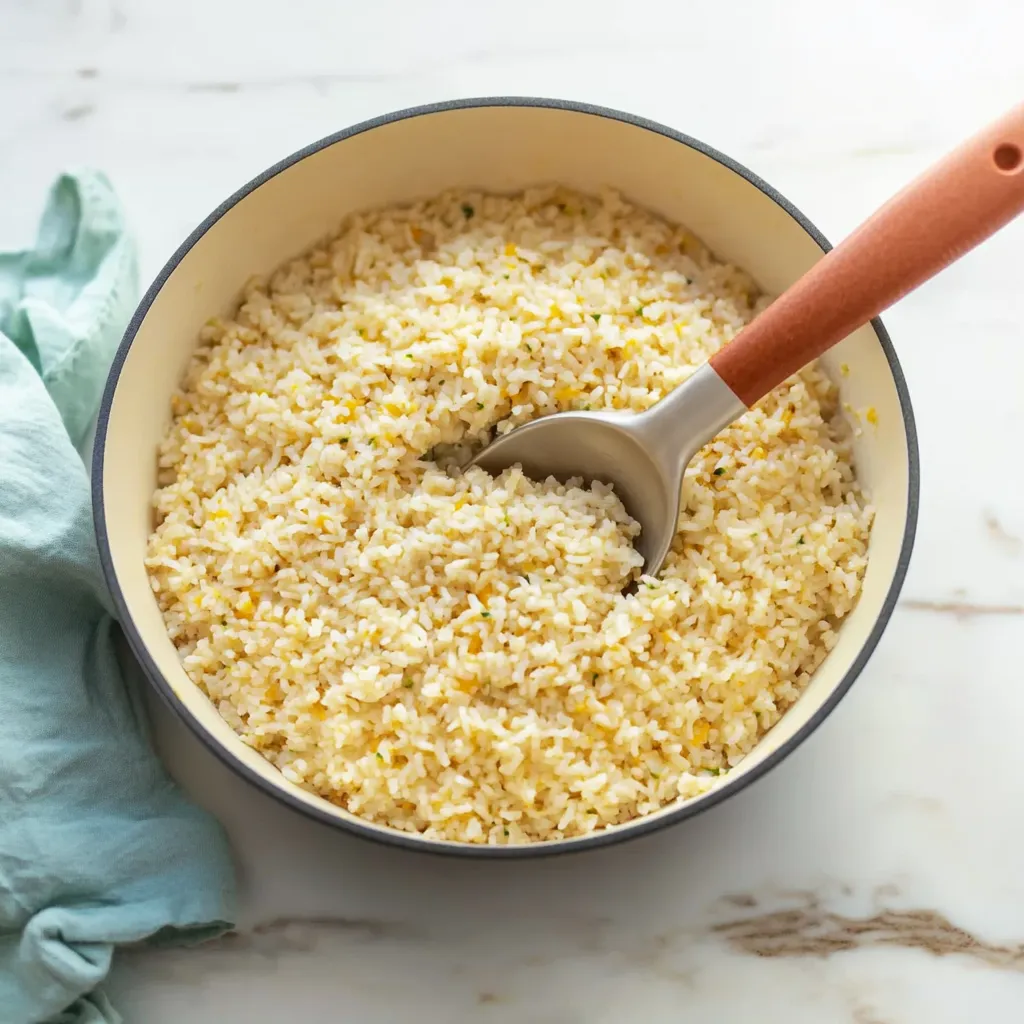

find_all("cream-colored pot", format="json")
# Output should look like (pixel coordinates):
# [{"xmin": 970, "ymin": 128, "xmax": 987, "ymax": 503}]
[{"xmin": 93, "ymin": 99, "xmax": 919, "ymax": 856}]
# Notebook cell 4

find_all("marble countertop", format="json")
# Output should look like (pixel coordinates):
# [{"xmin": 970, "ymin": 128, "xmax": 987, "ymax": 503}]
[{"xmin": 3, "ymin": 1, "xmax": 1024, "ymax": 1020}]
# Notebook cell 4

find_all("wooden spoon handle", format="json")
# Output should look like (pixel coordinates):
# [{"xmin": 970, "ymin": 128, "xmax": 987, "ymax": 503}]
[{"xmin": 710, "ymin": 102, "xmax": 1024, "ymax": 407}]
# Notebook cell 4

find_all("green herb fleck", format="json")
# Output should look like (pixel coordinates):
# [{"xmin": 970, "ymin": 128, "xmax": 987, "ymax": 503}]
[
  {"xmin": 461, "ymin": 203, "xmax": 475, "ymax": 219},
  {"xmin": 503, "ymin": 510, "xmax": 510, "ymax": 525},
  {"xmin": 797, "ymin": 535, "xmax": 805, "ymax": 545},
  {"xmin": 637, "ymin": 305, "xmax": 645, "ymax": 317},
  {"xmin": 503, "ymin": 828, "xmax": 510, "ymax": 836},
  {"xmin": 376, "ymin": 752, "xmax": 384, "ymax": 760},
  {"xmin": 713, "ymin": 467, "xmax": 726, "ymax": 476},
  {"xmin": 481, "ymin": 611, "xmax": 491, "ymax": 619},
  {"xmin": 476, "ymin": 402, "xmax": 485, "ymax": 410},
  {"xmin": 706, "ymin": 766, "xmax": 721, "ymax": 776},
  {"xmin": 503, "ymin": 273, "xmax": 509, "ymax": 280},
  {"xmin": 592, "ymin": 672, "xmax": 599, "ymax": 682},
  {"xmin": 402, "ymin": 678, "xmax": 414, "ymax": 689},
  {"xmin": 591, "ymin": 313, "xmax": 601, "ymax": 322},
  {"xmin": 405, "ymin": 352, "xmax": 414, "ymax": 358}
]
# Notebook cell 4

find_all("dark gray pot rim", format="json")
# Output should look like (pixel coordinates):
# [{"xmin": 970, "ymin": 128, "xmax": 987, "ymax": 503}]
[{"xmin": 92, "ymin": 96, "xmax": 920, "ymax": 859}]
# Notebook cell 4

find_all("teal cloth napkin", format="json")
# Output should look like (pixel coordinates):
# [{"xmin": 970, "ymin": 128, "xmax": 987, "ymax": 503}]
[{"xmin": 0, "ymin": 171, "xmax": 236, "ymax": 1024}]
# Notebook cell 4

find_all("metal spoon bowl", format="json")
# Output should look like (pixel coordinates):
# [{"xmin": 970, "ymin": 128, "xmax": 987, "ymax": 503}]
[
  {"xmin": 471, "ymin": 364, "xmax": 743, "ymax": 573},
  {"xmin": 471, "ymin": 102, "xmax": 1024, "ymax": 575}
]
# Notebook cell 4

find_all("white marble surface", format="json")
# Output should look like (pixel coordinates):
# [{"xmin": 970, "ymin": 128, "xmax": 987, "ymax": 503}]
[{"xmin": 4, "ymin": 0, "xmax": 1024, "ymax": 1021}]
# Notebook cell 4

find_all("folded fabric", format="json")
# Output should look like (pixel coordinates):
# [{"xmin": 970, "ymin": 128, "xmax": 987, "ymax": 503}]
[{"xmin": 0, "ymin": 171, "xmax": 236, "ymax": 1024}]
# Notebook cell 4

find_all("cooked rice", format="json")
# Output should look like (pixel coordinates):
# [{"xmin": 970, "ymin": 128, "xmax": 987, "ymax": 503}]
[{"xmin": 146, "ymin": 186, "xmax": 872, "ymax": 844}]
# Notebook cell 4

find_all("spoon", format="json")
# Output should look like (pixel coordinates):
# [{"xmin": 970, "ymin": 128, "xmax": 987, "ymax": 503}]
[{"xmin": 470, "ymin": 102, "xmax": 1024, "ymax": 576}]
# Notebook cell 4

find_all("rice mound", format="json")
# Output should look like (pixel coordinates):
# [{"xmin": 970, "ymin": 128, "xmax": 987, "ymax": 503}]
[{"xmin": 146, "ymin": 186, "xmax": 872, "ymax": 844}]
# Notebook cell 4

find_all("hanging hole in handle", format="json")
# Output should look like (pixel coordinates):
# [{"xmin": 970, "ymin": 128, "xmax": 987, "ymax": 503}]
[{"xmin": 993, "ymin": 143, "xmax": 1023, "ymax": 173}]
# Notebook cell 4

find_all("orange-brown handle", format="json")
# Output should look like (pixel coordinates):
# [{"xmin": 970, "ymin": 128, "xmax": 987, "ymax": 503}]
[{"xmin": 711, "ymin": 102, "xmax": 1024, "ymax": 407}]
